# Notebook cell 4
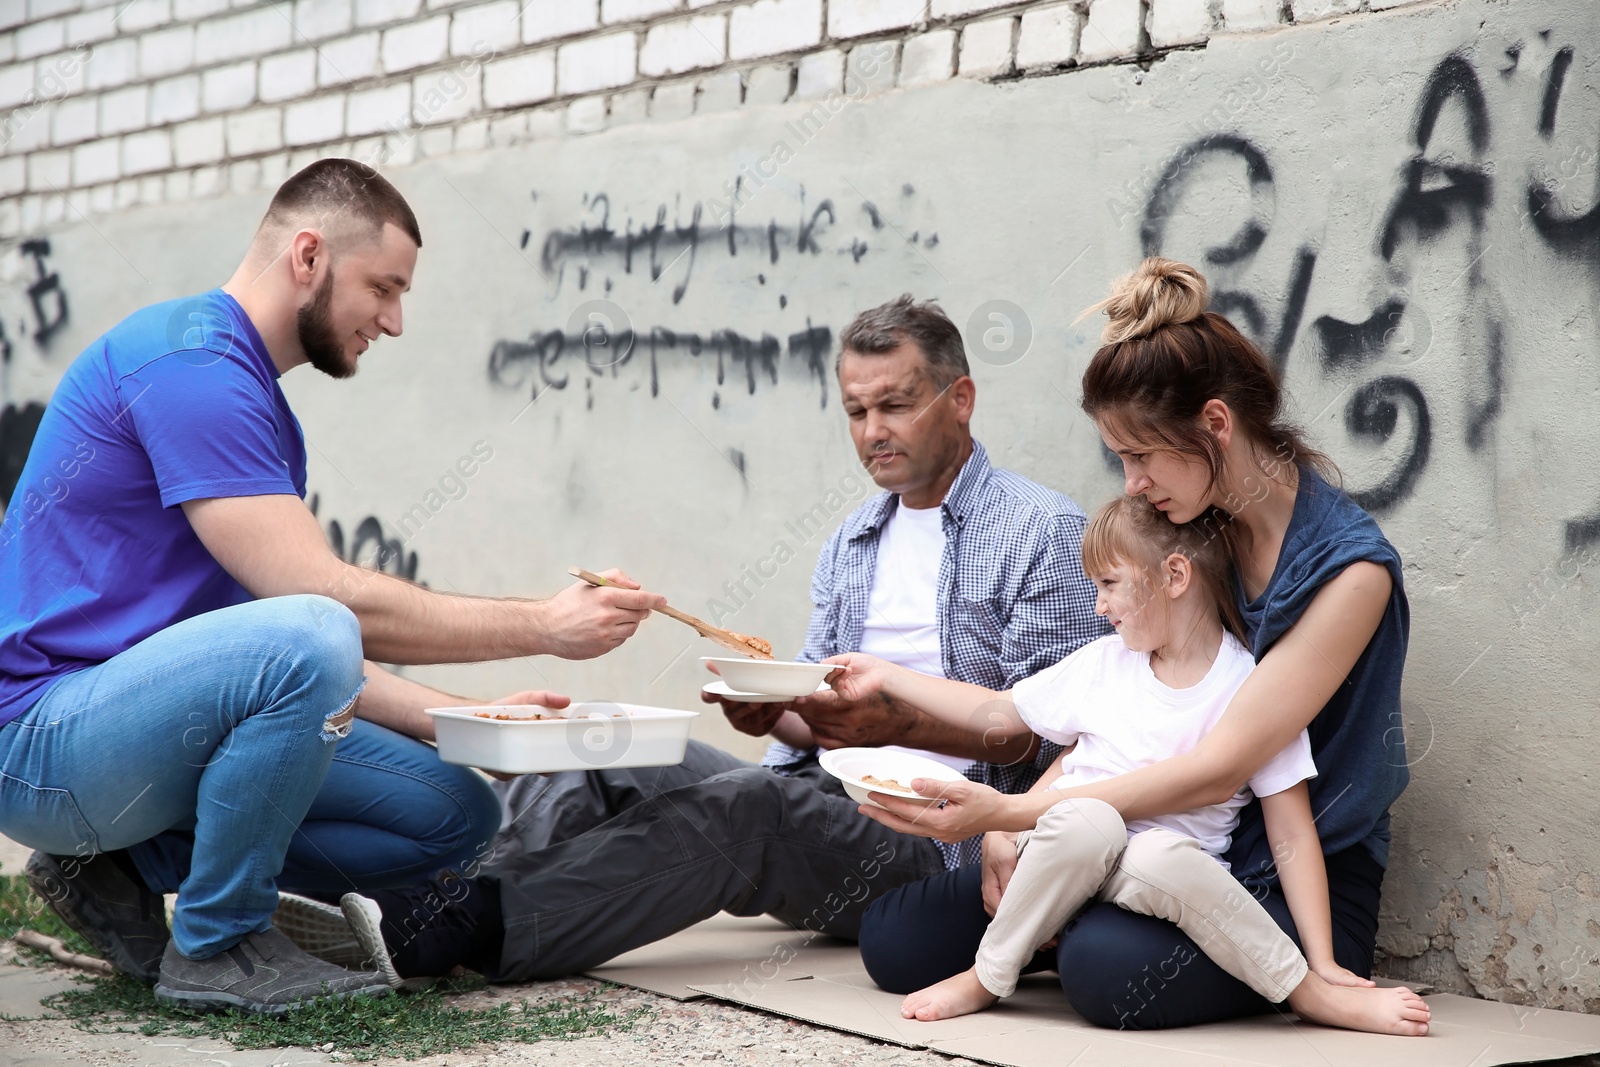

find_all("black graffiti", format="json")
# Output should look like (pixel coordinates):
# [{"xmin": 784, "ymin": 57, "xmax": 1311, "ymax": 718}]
[
  {"xmin": 0, "ymin": 401, "xmax": 45, "ymax": 507},
  {"xmin": 1525, "ymin": 46, "xmax": 1599, "ymax": 259},
  {"xmin": 540, "ymin": 193, "xmax": 843, "ymax": 305},
  {"xmin": 20, "ymin": 238, "xmax": 68, "ymax": 344},
  {"xmin": 309, "ymin": 493, "xmax": 421, "ymax": 581},
  {"xmin": 489, "ymin": 325, "xmax": 836, "ymax": 410},
  {"xmin": 1314, "ymin": 300, "xmax": 1408, "ymax": 371},
  {"xmin": 1344, "ymin": 377, "xmax": 1431, "ymax": 514}
]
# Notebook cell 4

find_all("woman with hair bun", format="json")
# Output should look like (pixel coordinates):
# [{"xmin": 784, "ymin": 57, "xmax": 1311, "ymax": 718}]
[{"xmin": 857, "ymin": 257, "xmax": 1411, "ymax": 1030}]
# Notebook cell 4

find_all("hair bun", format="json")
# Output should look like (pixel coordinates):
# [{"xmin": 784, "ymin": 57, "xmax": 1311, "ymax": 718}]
[{"xmin": 1083, "ymin": 257, "xmax": 1209, "ymax": 343}]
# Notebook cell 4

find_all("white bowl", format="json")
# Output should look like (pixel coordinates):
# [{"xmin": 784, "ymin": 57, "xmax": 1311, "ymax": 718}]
[
  {"xmin": 426, "ymin": 702, "xmax": 698, "ymax": 774},
  {"xmin": 701, "ymin": 657, "xmax": 835, "ymax": 698},
  {"xmin": 819, "ymin": 748, "xmax": 969, "ymax": 811}
]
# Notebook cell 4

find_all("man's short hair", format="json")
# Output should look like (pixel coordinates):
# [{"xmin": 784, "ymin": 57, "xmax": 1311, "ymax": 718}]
[
  {"xmin": 260, "ymin": 158, "xmax": 422, "ymax": 249},
  {"xmin": 837, "ymin": 294, "xmax": 970, "ymax": 389}
]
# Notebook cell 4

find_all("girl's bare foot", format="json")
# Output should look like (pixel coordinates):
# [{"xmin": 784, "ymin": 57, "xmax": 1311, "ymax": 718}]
[
  {"xmin": 900, "ymin": 968, "xmax": 999, "ymax": 1021},
  {"xmin": 1288, "ymin": 972, "xmax": 1431, "ymax": 1036}
]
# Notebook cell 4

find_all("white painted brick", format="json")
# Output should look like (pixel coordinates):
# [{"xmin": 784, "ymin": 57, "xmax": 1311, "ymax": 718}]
[
  {"xmin": 112, "ymin": 178, "xmax": 136, "ymax": 210},
  {"xmin": 0, "ymin": 156, "xmax": 25, "ymax": 195},
  {"xmin": 450, "ymin": 0, "xmax": 518, "ymax": 57},
  {"xmin": 412, "ymin": 64, "xmax": 478, "ymax": 124},
  {"xmin": 27, "ymin": 148, "xmax": 70, "ymax": 190},
  {"xmin": 99, "ymin": 85, "xmax": 148, "ymax": 134},
  {"xmin": 87, "ymin": 182, "xmax": 114, "ymax": 213},
  {"xmin": 190, "ymin": 164, "xmax": 221, "ymax": 196},
  {"xmin": 293, "ymin": 0, "xmax": 352, "ymax": 40},
  {"xmin": 224, "ymin": 106, "xmax": 281, "ymax": 153},
  {"xmin": 17, "ymin": 19, "xmax": 64, "ymax": 60},
  {"xmin": 203, "ymin": 61, "xmax": 256, "ymax": 111},
  {"xmin": 1016, "ymin": 4, "xmax": 1078, "ymax": 69},
  {"xmin": 556, "ymin": 31, "xmax": 633, "ymax": 94},
  {"xmin": 1079, "ymin": 0, "xmax": 1142, "ymax": 61},
  {"xmin": 450, "ymin": 115, "xmax": 484, "ymax": 148},
  {"xmin": 844, "ymin": 39, "xmax": 895, "ymax": 94},
  {"xmin": 608, "ymin": 84, "xmax": 646, "ymax": 122},
  {"xmin": 138, "ymin": 26, "xmax": 196, "ymax": 79},
  {"xmin": 415, "ymin": 124, "xmax": 450, "ymax": 154},
  {"xmin": 486, "ymin": 109, "xmax": 522, "ymax": 142},
  {"xmin": 729, "ymin": 0, "xmax": 818, "ymax": 61},
  {"xmin": 640, "ymin": 13, "xmax": 723, "ymax": 76},
  {"xmin": 0, "ymin": 62, "xmax": 30, "ymax": 106},
  {"xmin": 482, "ymin": 48, "xmax": 553, "ymax": 107},
  {"xmin": 377, "ymin": 131, "xmax": 412, "ymax": 164},
  {"xmin": 260, "ymin": 49, "xmax": 315, "ymax": 100},
  {"xmin": 121, "ymin": 128, "xmax": 169, "ymax": 173},
  {"xmin": 523, "ymin": 0, "xmax": 596, "ymax": 44},
  {"xmin": 1290, "ymin": 0, "xmax": 1358, "ymax": 19},
  {"xmin": 381, "ymin": 15, "xmax": 446, "ymax": 72},
  {"xmin": 50, "ymin": 93, "xmax": 94, "ymax": 143},
  {"xmin": 174, "ymin": 117, "xmax": 224, "ymax": 164},
  {"xmin": 36, "ymin": 50, "xmax": 87, "ymax": 97},
  {"xmin": 0, "ymin": 0, "xmax": 22, "ymax": 28},
  {"xmin": 525, "ymin": 106, "xmax": 561, "ymax": 137},
  {"xmin": 345, "ymin": 81, "xmax": 407, "ymax": 134},
  {"xmin": 42, "ymin": 194, "xmax": 67, "ymax": 226},
  {"xmin": 602, "ymin": 0, "xmax": 675, "ymax": 24},
  {"xmin": 30, "ymin": 0, "xmax": 81, "ymax": 20},
  {"xmin": 1148, "ymin": 0, "xmax": 1211, "ymax": 46},
  {"xmin": 286, "ymin": 146, "xmax": 322, "ymax": 168},
  {"xmin": 196, "ymin": 6, "xmax": 294, "ymax": 64},
  {"xmin": 137, "ymin": 175, "xmax": 163, "ymax": 204},
  {"xmin": 1368, "ymin": 0, "xmax": 1423, "ymax": 8},
  {"xmin": 931, "ymin": 0, "xmax": 1011, "ymax": 14},
  {"xmin": 175, "ymin": 0, "xmax": 230, "ymax": 19},
  {"xmin": 1219, "ymin": 0, "xmax": 1280, "ymax": 29},
  {"xmin": 150, "ymin": 75, "xmax": 200, "ymax": 123},
  {"xmin": 648, "ymin": 79, "xmax": 691, "ymax": 119},
  {"xmin": 284, "ymin": 92, "xmax": 342, "ymax": 143},
  {"xmin": 698, "ymin": 67, "xmax": 740, "ymax": 111},
  {"xmin": 228, "ymin": 157, "xmax": 259, "ymax": 193},
  {"xmin": 356, "ymin": 0, "xmax": 417, "ymax": 25},
  {"xmin": 19, "ymin": 195, "xmax": 43, "ymax": 233},
  {"xmin": 64, "ymin": 6, "xmax": 114, "ymax": 44},
  {"xmin": 119, "ymin": 0, "xmax": 170, "ymax": 31},
  {"xmin": 0, "ymin": 34, "xmax": 14, "ymax": 64},
  {"xmin": 84, "ymin": 36, "xmax": 135, "ymax": 88},
  {"xmin": 959, "ymin": 15, "xmax": 1013, "ymax": 78},
  {"xmin": 317, "ymin": 32, "xmax": 379, "ymax": 85},
  {"xmin": 71, "ymin": 136, "xmax": 117, "ymax": 184},
  {"xmin": 793, "ymin": 47, "xmax": 839, "ymax": 99},
  {"xmin": 827, "ymin": 0, "xmax": 921, "ymax": 40},
  {"xmin": 10, "ymin": 103, "xmax": 54, "ymax": 152},
  {"xmin": 899, "ymin": 28, "xmax": 953, "ymax": 86},
  {"xmin": 566, "ymin": 93, "xmax": 605, "ymax": 131},
  {"xmin": 163, "ymin": 168, "xmax": 190, "ymax": 200},
  {"xmin": 744, "ymin": 61, "xmax": 790, "ymax": 104}
]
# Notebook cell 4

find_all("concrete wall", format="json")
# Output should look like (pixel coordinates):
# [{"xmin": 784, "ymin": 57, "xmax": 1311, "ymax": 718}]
[{"xmin": 0, "ymin": 0, "xmax": 1597, "ymax": 1014}]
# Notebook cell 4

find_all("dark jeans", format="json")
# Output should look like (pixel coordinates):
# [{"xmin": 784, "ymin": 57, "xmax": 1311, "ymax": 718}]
[
  {"xmin": 480, "ymin": 741, "xmax": 947, "ymax": 982},
  {"xmin": 859, "ymin": 844, "xmax": 1385, "ymax": 1030}
]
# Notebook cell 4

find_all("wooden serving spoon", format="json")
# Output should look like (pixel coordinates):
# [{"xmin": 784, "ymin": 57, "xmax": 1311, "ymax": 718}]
[{"xmin": 568, "ymin": 567, "xmax": 775, "ymax": 660}]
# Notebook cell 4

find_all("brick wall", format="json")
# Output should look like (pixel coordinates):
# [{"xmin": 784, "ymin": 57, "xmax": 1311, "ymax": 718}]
[{"xmin": 0, "ymin": 0, "xmax": 1427, "ymax": 236}]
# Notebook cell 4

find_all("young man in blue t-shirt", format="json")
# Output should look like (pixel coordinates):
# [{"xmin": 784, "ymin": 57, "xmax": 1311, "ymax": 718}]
[{"xmin": 0, "ymin": 159, "xmax": 663, "ymax": 1014}]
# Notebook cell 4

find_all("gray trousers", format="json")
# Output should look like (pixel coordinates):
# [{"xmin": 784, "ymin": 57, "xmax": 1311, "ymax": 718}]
[{"xmin": 481, "ymin": 741, "xmax": 947, "ymax": 982}]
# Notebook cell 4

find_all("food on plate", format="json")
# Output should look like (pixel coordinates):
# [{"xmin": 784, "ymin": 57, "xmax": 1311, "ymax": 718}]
[
  {"xmin": 733, "ymin": 631, "xmax": 774, "ymax": 658},
  {"xmin": 860, "ymin": 774, "xmax": 912, "ymax": 792},
  {"xmin": 470, "ymin": 709, "xmax": 629, "ymax": 721}
]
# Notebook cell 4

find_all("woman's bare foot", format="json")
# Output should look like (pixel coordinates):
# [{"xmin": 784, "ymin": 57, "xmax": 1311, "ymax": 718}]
[
  {"xmin": 900, "ymin": 968, "xmax": 999, "ymax": 1021},
  {"xmin": 1287, "ymin": 971, "xmax": 1431, "ymax": 1036}
]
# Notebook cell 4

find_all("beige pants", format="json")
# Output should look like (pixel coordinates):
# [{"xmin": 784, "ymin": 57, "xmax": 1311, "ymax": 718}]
[{"xmin": 973, "ymin": 797, "xmax": 1309, "ymax": 1001}]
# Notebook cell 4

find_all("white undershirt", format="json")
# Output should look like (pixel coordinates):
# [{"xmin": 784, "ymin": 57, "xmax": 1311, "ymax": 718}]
[{"xmin": 860, "ymin": 502, "xmax": 975, "ymax": 774}]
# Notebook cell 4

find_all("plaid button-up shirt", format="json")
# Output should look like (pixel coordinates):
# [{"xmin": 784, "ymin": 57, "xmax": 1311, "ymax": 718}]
[{"xmin": 764, "ymin": 440, "xmax": 1109, "ymax": 868}]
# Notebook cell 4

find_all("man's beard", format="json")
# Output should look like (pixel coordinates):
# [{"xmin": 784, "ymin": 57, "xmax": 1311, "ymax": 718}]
[{"xmin": 298, "ymin": 269, "xmax": 353, "ymax": 379}]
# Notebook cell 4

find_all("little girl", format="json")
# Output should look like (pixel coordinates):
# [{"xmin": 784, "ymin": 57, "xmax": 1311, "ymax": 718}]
[{"xmin": 825, "ymin": 495, "xmax": 1430, "ymax": 1036}]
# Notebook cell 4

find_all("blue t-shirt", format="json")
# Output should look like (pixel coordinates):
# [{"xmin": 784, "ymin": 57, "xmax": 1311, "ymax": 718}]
[
  {"xmin": 0, "ymin": 290, "xmax": 306, "ymax": 727},
  {"xmin": 1224, "ymin": 466, "xmax": 1410, "ymax": 884}
]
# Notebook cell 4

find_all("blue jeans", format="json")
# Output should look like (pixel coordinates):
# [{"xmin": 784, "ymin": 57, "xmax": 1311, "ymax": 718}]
[{"xmin": 0, "ymin": 595, "xmax": 501, "ymax": 959}]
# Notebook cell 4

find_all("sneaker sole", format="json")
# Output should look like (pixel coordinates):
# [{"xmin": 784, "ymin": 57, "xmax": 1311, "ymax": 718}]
[
  {"xmin": 154, "ymin": 980, "xmax": 392, "ymax": 1016},
  {"xmin": 24, "ymin": 852, "xmax": 165, "ymax": 984},
  {"xmin": 273, "ymin": 893, "xmax": 369, "ymax": 970},
  {"xmin": 342, "ymin": 894, "xmax": 434, "ymax": 992}
]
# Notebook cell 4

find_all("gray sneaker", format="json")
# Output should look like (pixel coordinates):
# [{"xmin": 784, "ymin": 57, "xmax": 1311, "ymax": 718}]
[
  {"xmin": 154, "ymin": 927, "xmax": 391, "ymax": 1015},
  {"xmin": 25, "ymin": 850, "xmax": 169, "ymax": 983}
]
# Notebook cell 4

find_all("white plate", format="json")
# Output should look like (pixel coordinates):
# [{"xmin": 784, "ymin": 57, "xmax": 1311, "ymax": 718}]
[
  {"xmin": 819, "ymin": 747, "xmax": 969, "ymax": 810},
  {"xmin": 702, "ymin": 679, "xmax": 828, "ymax": 703},
  {"xmin": 426, "ymin": 702, "xmax": 698, "ymax": 774},
  {"xmin": 701, "ymin": 657, "xmax": 835, "ymax": 697}
]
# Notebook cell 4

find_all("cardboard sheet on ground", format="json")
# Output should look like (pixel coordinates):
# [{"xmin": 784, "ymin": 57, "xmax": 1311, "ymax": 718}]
[{"xmin": 586, "ymin": 915, "xmax": 1600, "ymax": 1066}]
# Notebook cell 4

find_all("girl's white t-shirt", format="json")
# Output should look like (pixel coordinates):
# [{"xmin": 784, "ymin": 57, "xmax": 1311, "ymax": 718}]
[{"xmin": 1010, "ymin": 632, "xmax": 1315, "ymax": 864}]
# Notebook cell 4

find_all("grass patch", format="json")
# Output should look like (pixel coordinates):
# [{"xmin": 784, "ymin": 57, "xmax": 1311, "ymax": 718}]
[
  {"xmin": 2, "ymin": 874, "xmax": 647, "ymax": 1060},
  {"xmin": 0, "ymin": 871, "xmax": 95, "ymax": 958}
]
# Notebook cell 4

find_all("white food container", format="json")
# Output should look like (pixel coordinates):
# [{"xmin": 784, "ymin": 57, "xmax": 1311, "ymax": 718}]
[
  {"xmin": 819, "ymin": 747, "xmax": 969, "ymax": 811},
  {"xmin": 701, "ymin": 657, "xmax": 835, "ymax": 697},
  {"xmin": 426, "ymin": 702, "xmax": 699, "ymax": 775}
]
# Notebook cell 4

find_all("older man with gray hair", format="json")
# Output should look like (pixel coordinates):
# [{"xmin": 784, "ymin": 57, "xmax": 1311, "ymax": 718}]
[{"xmin": 278, "ymin": 294, "xmax": 1107, "ymax": 983}]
